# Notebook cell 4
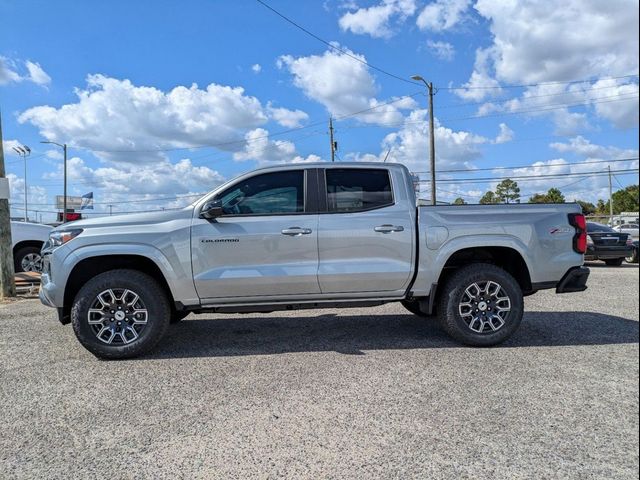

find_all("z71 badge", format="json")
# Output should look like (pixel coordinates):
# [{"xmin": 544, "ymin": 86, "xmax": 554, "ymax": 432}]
[{"xmin": 549, "ymin": 226, "xmax": 573, "ymax": 235}]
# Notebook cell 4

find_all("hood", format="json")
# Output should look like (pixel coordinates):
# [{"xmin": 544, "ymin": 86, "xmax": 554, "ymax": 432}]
[{"xmin": 56, "ymin": 206, "xmax": 194, "ymax": 231}]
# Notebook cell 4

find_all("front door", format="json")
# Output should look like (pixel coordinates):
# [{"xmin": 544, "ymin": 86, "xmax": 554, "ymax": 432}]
[{"xmin": 191, "ymin": 169, "xmax": 320, "ymax": 300}]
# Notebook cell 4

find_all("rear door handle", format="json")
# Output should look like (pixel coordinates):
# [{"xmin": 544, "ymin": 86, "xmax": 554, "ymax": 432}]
[
  {"xmin": 281, "ymin": 227, "xmax": 313, "ymax": 236},
  {"xmin": 374, "ymin": 224, "xmax": 404, "ymax": 233}
]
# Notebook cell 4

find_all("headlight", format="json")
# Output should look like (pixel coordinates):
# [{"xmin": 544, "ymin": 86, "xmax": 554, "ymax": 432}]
[
  {"xmin": 586, "ymin": 234, "xmax": 594, "ymax": 246},
  {"xmin": 49, "ymin": 228, "xmax": 83, "ymax": 247}
]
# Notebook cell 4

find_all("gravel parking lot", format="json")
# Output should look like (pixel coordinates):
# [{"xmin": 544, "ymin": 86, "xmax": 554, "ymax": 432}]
[{"xmin": 1, "ymin": 263, "xmax": 638, "ymax": 479}]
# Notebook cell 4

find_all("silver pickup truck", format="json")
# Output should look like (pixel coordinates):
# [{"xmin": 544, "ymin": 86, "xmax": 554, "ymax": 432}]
[{"xmin": 39, "ymin": 162, "xmax": 590, "ymax": 359}]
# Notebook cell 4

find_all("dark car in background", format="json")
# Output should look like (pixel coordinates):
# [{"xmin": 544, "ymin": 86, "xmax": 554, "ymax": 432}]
[
  {"xmin": 586, "ymin": 222, "xmax": 634, "ymax": 266},
  {"xmin": 626, "ymin": 240, "xmax": 639, "ymax": 264}
]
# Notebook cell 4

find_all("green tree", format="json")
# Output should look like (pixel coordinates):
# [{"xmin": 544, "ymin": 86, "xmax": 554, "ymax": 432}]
[
  {"xmin": 596, "ymin": 199, "xmax": 607, "ymax": 214},
  {"xmin": 495, "ymin": 179, "xmax": 520, "ymax": 203},
  {"xmin": 576, "ymin": 200, "xmax": 596, "ymax": 215},
  {"xmin": 453, "ymin": 197, "xmax": 467, "ymax": 205},
  {"xmin": 528, "ymin": 193, "xmax": 548, "ymax": 203},
  {"xmin": 479, "ymin": 191, "xmax": 499, "ymax": 204},
  {"xmin": 611, "ymin": 185, "xmax": 639, "ymax": 213},
  {"xmin": 545, "ymin": 188, "xmax": 565, "ymax": 203}
]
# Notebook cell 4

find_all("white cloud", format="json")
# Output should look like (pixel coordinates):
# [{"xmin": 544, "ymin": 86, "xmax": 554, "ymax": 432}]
[
  {"xmin": 416, "ymin": 0, "xmax": 471, "ymax": 32},
  {"xmin": 494, "ymin": 123, "xmax": 514, "ymax": 144},
  {"xmin": 550, "ymin": 136, "xmax": 639, "ymax": 160},
  {"xmin": 0, "ymin": 57, "xmax": 21, "ymax": 85},
  {"xmin": 267, "ymin": 103, "xmax": 309, "ymax": 128},
  {"xmin": 251, "ymin": 63, "xmax": 262, "ymax": 73},
  {"xmin": 473, "ymin": 0, "xmax": 638, "ymax": 85},
  {"xmin": 350, "ymin": 110, "xmax": 487, "ymax": 173},
  {"xmin": 6, "ymin": 173, "xmax": 48, "ymax": 219},
  {"xmin": 233, "ymin": 128, "xmax": 322, "ymax": 165},
  {"xmin": 454, "ymin": 47, "xmax": 502, "ymax": 101},
  {"xmin": 426, "ymin": 40, "xmax": 455, "ymax": 61},
  {"xmin": 43, "ymin": 156, "xmax": 224, "ymax": 198},
  {"xmin": 25, "ymin": 61, "xmax": 51, "ymax": 86},
  {"xmin": 2, "ymin": 139, "xmax": 22, "ymax": 155},
  {"xmin": 0, "ymin": 56, "xmax": 51, "ymax": 87},
  {"xmin": 278, "ymin": 46, "xmax": 415, "ymax": 125},
  {"xmin": 18, "ymin": 74, "xmax": 279, "ymax": 163},
  {"xmin": 339, "ymin": 0, "xmax": 416, "ymax": 38}
]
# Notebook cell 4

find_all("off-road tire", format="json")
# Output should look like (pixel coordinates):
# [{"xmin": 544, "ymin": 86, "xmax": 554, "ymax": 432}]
[
  {"xmin": 437, "ymin": 263, "xmax": 524, "ymax": 347},
  {"xmin": 71, "ymin": 269, "xmax": 171, "ymax": 359}
]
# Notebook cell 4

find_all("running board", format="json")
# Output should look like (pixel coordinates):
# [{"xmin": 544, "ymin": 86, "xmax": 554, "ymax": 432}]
[{"xmin": 189, "ymin": 297, "xmax": 401, "ymax": 314}]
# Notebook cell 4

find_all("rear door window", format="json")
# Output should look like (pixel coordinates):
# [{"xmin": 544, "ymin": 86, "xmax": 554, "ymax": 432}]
[{"xmin": 325, "ymin": 169, "xmax": 393, "ymax": 213}]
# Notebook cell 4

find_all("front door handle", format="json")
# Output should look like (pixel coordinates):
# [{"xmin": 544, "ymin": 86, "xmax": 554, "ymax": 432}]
[
  {"xmin": 374, "ymin": 224, "xmax": 404, "ymax": 233},
  {"xmin": 281, "ymin": 227, "xmax": 313, "ymax": 236}
]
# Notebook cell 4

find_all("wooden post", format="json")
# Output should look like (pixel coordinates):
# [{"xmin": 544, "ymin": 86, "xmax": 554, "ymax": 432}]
[{"xmin": 0, "ymin": 110, "xmax": 17, "ymax": 298}]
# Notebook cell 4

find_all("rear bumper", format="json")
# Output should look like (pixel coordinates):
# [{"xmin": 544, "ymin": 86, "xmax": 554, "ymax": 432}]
[
  {"xmin": 556, "ymin": 266, "xmax": 590, "ymax": 293},
  {"xmin": 585, "ymin": 245, "xmax": 632, "ymax": 260}
]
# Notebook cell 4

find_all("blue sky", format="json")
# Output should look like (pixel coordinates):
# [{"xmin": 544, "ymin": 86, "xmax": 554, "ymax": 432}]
[{"xmin": 1, "ymin": 0, "xmax": 638, "ymax": 221}]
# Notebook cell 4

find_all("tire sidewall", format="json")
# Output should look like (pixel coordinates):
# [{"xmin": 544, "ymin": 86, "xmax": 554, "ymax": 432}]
[
  {"xmin": 440, "ymin": 264, "xmax": 524, "ymax": 346},
  {"xmin": 71, "ymin": 270, "xmax": 170, "ymax": 359},
  {"xmin": 14, "ymin": 246, "xmax": 43, "ymax": 273}
]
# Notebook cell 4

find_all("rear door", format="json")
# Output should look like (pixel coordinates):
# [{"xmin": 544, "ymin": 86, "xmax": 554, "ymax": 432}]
[
  {"xmin": 191, "ymin": 169, "xmax": 320, "ymax": 300},
  {"xmin": 316, "ymin": 167, "xmax": 414, "ymax": 293}
]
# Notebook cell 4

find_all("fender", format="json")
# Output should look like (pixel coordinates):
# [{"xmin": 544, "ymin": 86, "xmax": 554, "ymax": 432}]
[
  {"xmin": 61, "ymin": 243, "xmax": 200, "ymax": 307},
  {"xmin": 411, "ymin": 233, "xmax": 534, "ymax": 296}
]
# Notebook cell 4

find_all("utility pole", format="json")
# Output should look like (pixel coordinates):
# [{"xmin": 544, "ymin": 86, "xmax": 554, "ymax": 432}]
[
  {"xmin": 108, "ymin": 204, "xmax": 113, "ymax": 216},
  {"xmin": 411, "ymin": 75, "xmax": 436, "ymax": 205},
  {"xmin": 41, "ymin": 141, "xmax": 67, "ymax": 223},
  {"xmin": 329, "ymin": 117, "xmax": 336, "ymax": 162},
  {"xmin": 12, "ymin": 145, "xmax": 30, "ymax": 221},
  {"xmin": 608, "ymin": 165, "xmax": 614, "ymax": 226},
  {"xmin": 0, "ymin": 110, "xmax": 16, "ymax": 298}
]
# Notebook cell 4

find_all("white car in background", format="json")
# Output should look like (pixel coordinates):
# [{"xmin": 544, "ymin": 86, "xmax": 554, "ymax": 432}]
[
  {"xmin": 613, "ymin": 223, "xmax": 639, "ymax": 239},
  {"xmin": 10, "ymin": 221, "xmax": 53, "ymax": 273}
]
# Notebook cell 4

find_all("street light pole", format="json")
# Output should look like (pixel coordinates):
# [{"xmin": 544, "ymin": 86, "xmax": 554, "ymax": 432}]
[
  {"xmin": 12, "ymin": 145, "xmax": 31, "ymax": 221},
  {"xmin": 41, "ymin": 141, "xmax": 67, "ymax": 223},
  {"xmin": 411, "ymin": 75, "xmax": 436, "ymax": 205}
]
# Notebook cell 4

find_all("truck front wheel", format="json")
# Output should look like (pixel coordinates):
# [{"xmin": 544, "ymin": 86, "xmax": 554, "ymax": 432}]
[
  {"xmin": 70, "ymin": 269, "xmax": 171, "ymax": 359},
  {"xmin": 437, "ymin": 263, "xmax": 523, "ymax": 347}
]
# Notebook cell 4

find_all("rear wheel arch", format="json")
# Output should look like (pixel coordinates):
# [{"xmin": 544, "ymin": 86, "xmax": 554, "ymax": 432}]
[{"xmin": 425, "ymin": 246, "xmax": 532, "ymax": 315}]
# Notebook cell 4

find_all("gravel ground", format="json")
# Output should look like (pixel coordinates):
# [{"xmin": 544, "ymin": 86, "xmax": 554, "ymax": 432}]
[{"xmin": 1, "ymin": 263, "xmax": 638, "ymax": 479}]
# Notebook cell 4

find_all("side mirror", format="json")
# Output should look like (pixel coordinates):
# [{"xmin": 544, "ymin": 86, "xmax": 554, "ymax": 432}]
[{"xmin": 200, "ymin": 199, "xmax": 224, "ymax": 220}]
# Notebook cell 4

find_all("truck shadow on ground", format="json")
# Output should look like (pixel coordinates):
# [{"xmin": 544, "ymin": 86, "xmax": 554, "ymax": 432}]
[{"xmin": 148, "ymin": 311, "xmax": 639, "ymax": 359}]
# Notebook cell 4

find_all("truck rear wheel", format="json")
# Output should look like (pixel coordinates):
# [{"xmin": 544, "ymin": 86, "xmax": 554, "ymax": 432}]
[
  {"xmin": 71, "ymin": 269, "xmax": 171, "ymax": 359},
  {"xmin": 437, "ymin": 263, "xmax": 523, "ymax": 347}
]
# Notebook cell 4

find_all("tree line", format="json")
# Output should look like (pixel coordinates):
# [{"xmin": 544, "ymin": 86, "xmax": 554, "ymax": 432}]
[{"xmin": 451, "ymin": 179, "xmax": 639, "ymax": 215}]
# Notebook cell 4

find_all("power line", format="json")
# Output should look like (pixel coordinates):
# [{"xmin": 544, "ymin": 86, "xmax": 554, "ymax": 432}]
[
  {"xmin": 425, "ymin": 168, "xmax": 639, "ymax": 185},
  {"xmin": 341, "ymin": 92, "xmax": 640, "ymax": 129},
  {"xmin": 441, "ymin": 74, "xmax": 639, "ymax": 91},
  {"xmin": 412, "ymin": 157, "xmax": 639, "ymax": 175},
  {"xmin": 255, "ymin": 0, "xmax": 419, "ymax": 87}
]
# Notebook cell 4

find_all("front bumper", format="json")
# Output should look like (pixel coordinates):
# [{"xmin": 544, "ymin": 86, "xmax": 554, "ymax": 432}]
[{"xmin": 556, "ymin": 266, "xmax": 590, "ymax": 293}]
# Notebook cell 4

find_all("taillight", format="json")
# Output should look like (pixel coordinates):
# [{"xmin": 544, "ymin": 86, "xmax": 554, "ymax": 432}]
[{"xmin": 568, "ymin": 213, "xmax": 587, "ymax": 254}]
